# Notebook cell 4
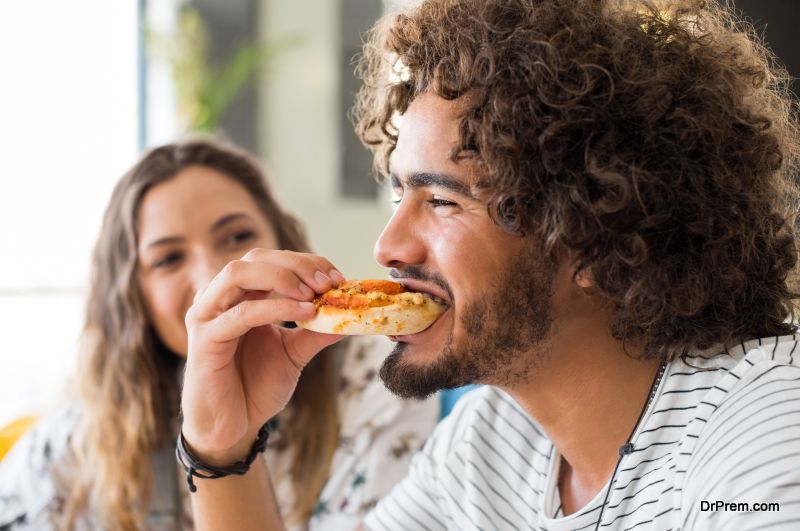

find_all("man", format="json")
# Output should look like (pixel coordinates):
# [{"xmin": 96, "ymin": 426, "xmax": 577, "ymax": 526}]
[{"xmin": 179, "ymin": 0, "xmax": 800, "ymax": 529}]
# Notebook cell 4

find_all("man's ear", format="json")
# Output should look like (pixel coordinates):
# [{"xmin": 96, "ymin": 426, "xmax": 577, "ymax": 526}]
[{"xmin": 573, "ymin": 264, "xmax": 594, "ymax": 289}]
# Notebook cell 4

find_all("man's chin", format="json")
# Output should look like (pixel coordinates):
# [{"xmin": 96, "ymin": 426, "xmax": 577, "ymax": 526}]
[{"xmin": 379, "ymin": 341, "xmax": 479, "ymax": 400}]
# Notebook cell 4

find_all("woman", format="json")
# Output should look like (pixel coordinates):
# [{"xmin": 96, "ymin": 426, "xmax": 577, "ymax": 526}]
[{"xmin": 0, "ymin": 139, "xmax": 438, "ymax": 530}]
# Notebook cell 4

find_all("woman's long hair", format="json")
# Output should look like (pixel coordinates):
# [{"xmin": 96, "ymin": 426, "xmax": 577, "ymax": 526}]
[{"xmin": 64, "ymin": 139, "xmax": 340, "ymax": 529}]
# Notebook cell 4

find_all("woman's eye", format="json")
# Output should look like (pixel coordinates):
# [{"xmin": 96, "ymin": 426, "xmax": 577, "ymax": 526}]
[
  {"xmin": 227, "ymin": 230, "xmax": 256, "ymax": 245},
  {"xmin": 153, "ymin": 252, "xmax": 182, "ymax": 269}
]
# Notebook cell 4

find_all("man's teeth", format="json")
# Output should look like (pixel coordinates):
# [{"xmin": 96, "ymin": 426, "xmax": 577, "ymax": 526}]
[
  {"xmin": 411, "ymin": 286, "xmax": 449, "ymax": 306},
  {"xmin": 427, "ymin": 294, "xmax": 449, "ymax": 306}
]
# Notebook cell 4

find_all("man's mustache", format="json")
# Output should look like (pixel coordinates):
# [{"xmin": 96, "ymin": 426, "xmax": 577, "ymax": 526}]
[{"xmin": 389, "ymin": 265, "xmax": 454, "ymax": 303}]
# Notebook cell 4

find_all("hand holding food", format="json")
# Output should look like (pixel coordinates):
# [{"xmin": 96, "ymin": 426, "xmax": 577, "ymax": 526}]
[{"xmin": 180, "ymin": 249, "xmax": 345, "ymax": 463}]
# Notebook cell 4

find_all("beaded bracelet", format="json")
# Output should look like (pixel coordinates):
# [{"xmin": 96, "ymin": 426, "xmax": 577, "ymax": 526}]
[{"xmin": 176, "ymin": 422, "xmax": 270, "ymax": 493}]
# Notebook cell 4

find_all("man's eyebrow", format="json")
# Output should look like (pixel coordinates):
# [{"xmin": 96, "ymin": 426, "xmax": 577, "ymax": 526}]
[{"xmin": 390, "ymin": 172, "xmax": 476, "ymax": 199}]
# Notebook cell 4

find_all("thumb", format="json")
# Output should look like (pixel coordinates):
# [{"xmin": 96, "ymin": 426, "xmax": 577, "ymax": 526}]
[{"xmin": 282, "ymin": 327, "xmax": 345, "ymax": 369}]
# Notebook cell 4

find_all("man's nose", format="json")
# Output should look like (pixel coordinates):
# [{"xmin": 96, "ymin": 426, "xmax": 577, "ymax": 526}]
[{"xmin": 374, "ymin": 205, "xmax": 426, "ymax": 269}]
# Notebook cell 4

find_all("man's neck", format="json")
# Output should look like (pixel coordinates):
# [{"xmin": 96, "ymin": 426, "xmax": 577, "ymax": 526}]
[{"xmin": 503, "ymin": 325, "xmax": 663, "ymax": 513}]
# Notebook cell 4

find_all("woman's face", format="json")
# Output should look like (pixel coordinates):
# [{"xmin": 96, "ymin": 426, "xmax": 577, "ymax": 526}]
[{"xmin": 136, "ymin": 165, "xmax": 279, "ymax": 357}]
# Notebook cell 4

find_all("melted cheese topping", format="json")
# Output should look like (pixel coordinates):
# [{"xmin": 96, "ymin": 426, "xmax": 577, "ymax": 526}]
[{"xmin": 317, "ymin": 280, "xmax": 427, "ymax": 309}]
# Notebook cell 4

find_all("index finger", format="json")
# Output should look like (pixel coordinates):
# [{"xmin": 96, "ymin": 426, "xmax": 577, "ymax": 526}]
[
  {"xmin": 191, "ymin": 259, "xmax": 316, "ymax": 322},
  {"xmin": 241, "ymin": 249, "xmax": 346, "ymax": 292}
]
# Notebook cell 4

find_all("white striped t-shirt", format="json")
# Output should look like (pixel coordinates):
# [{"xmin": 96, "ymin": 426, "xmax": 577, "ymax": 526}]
[{"xmin": 364, "ymin": 335, "xmax": 800, "ymax": 530}]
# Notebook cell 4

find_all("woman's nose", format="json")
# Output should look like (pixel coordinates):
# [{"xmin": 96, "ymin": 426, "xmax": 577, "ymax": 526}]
[{"xmin": 189, "ymin": 251, "xmax": 228, "ymax": 293}]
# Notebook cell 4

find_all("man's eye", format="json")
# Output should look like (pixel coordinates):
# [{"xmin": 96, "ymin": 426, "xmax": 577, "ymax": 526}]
[{"xmin": 428, "ymin": 198, "xmax": 457, "ymax": 208}]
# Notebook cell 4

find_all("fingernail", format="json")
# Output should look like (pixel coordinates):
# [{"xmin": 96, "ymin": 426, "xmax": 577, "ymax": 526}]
[
  {"xmin": 299, "ymin": 301, "xmax": 315, "ymax": 310},
  {"xmin": 298, "ymin": 282, "xmax": 314, "ymax": 298},
  {"xmin": 329, "ymin": 270, "xmax": 345, "ymax": 284},
  {"xmin": 314, "ymin": 270, "xmax": 331, "ymax": 285}
]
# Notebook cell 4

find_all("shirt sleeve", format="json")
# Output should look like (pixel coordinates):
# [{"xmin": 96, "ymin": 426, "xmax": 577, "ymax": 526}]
[{"xmin": 682, "ymin": 362, "xmax": 800, "ymax": 530}]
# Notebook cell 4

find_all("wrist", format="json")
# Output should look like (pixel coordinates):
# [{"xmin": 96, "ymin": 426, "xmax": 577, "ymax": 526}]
[
  {"xmin": 177, "ymin": 423, "xmax": 270, "ymax": 492},
  {"xmin": 181, "ymin": 433, "xmax": 254, "ymax": 468},
  {"xmin": 180, "ymin": 418, "xmax": 258, "ymax": 466}
]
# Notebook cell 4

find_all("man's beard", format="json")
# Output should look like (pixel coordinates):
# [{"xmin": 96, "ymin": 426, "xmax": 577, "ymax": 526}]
[{"xmin": 380, "ymin": 248, "xmax": 556, "ymax": 399}]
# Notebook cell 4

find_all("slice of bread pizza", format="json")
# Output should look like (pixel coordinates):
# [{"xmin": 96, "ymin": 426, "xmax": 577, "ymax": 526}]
[{"xmin": 297, "ymin": 279, "xmax": 446, "ymax": 335}]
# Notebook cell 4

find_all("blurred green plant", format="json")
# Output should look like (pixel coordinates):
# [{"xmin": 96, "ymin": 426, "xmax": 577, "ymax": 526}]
[{"xmin": 147, "ymin": 7, "xmax": 299, "ymax": 133}]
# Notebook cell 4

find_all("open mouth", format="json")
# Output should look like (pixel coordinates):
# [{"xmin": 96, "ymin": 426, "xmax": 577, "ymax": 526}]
[
  {"xmin": 396, "ymin": 278, "xmax": 452, "ymax": 307},
  {"xmin": 379, "ymin": 276, "xmax": 452, "ymax": 341}
]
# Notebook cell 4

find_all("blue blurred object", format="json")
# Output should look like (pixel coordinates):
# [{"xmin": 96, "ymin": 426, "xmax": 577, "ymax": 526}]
[{"xmin": 439, "ymin": 385, "xmax": 479, "ymax": 419}]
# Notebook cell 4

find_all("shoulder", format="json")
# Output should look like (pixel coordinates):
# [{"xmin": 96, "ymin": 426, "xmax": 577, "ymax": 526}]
[
  {"xmin": 672, "ymin": 335, "xmax": 800, "ymax": 428},
  {"xmin": 680, "ymin": 335, "xmax": 800, "ymax": 529},
  {"xmin": 0, "ymin": 404, "xmax": 81, "ymax": 528},
  {"xmin": 699, "ymin": 335, "xmax": 800, "ymax": 427},
  {"xmin": 685, "ymin": 335, "xmax": 800, "ymax": 462},
  {"xmin": 1, "ymin": 404, "xmax": 79, "ymax": 476}
]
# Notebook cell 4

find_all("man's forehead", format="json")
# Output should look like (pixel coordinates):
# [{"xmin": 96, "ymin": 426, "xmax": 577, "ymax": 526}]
[
  {"xmin": 390, "ymin": 93, "xmax": 481, "ymax": 191},
  {"xmin": 396, "ymin": 92, "xmax": 464, "ymax": 144}
]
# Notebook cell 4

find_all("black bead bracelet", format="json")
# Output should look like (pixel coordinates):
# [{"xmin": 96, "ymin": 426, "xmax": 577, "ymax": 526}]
[{"xmin": 176, "ymin": 422, "xmax": 270, "ymax": 493}]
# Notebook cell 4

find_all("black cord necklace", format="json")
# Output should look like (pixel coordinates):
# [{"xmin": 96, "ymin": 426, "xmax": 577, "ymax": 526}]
[{"xmin": 591, "ymin": 358, "xmax": 668, "ymax": 531}]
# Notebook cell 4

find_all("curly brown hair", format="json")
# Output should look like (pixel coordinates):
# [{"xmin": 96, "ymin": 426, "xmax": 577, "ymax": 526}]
[{"xmin": 354, "ymin": 0, "xmax": 800, "ymax": 359}]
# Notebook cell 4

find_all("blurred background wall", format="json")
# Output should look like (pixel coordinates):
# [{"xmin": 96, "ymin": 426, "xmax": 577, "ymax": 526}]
[
  {"xmin": 144, "ymin": 0, "xmax": 392, "ymax": 279},
  {"xmin": 0, "ymin": 0, "xmax": 797, "ymax": 427},
  {"xmin": 258, "ymin": 0, "xmax": 390, "ymax": 281}
]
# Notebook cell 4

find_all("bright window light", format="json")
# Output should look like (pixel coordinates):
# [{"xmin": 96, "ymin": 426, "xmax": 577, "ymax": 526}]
[{"xmin": 0, "ymin": 1, "xmax": 140, "ymax": 426}]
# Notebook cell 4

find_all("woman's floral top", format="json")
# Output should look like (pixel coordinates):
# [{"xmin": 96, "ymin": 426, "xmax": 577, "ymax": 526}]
[{"xmin": 0, "ymin": 336, "xmax": 438, "ymax": 530}]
